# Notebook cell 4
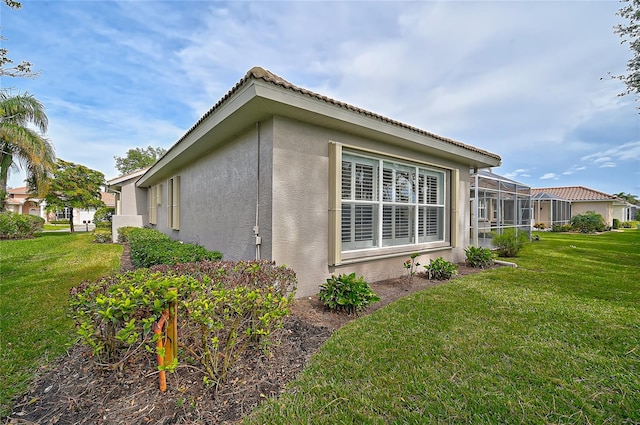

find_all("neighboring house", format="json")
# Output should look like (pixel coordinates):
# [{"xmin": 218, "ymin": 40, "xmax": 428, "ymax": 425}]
[
  {"xmin": 106, "ymin": 168, "xmax": 150, "ymax": 241},
  {"xmin": 116, "ymin": 67, "xmax": 501, "ymax": 297},
  {"xmin": 531, "ymin": 186, "xmax": 627, "ymax": 228},
  {"xmin": 5, "ymin": 187, "xmax": 44, "ymax": 217},
  {"xmin": 469, "ymin": 170, "xmax": 532, "ymax": 248},
  {"xmin": 5, "ymin": 186, "xmax": 115, "ymax": 226}
]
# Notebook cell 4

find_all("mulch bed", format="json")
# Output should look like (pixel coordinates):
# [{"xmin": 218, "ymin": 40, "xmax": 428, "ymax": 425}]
[{"xmin": 4, "ymin": 250, "xmax": 497, "ymax": 425}]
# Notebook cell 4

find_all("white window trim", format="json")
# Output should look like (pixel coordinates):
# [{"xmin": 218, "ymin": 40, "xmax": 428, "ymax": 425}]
[
  {"xmin": 167, "ymin": 176, "xmax": 180, "ymax": 230},
  {"xmin": 329, "ymin": 142, "xmax": 453, "ymax": 266}
]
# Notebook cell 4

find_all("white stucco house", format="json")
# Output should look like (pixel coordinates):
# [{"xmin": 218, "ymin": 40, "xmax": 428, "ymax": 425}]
[{"xmin": 112, "ymin": 67, "xmax": 502, "ymax": 297}]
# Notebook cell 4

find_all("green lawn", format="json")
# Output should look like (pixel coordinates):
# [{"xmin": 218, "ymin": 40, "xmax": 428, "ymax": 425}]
[
  {"xmin": 247, "ymin": 230, "xmax": 640, "ymax": 424},
  {"xmin": 0, "ymin": 233, "xmax": 122, "ymax": 414}
]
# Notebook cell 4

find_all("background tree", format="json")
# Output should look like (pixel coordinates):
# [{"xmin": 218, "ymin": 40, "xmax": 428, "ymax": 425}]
[
  {"xmin": 614, "ymin": 191, "xmax": 639, "ymax": 204},
  {"xmin": 114, "ymin": 146, "xmax": 166, "ymax": 175},
  {"xmin": 1, "ymin": 0, "xmax": 36, "ymax": 79},
  {"xmin": 613, "ymin": 0, "xmax": 640, "ymax": 99},
  {"xmin": 0, "ymin": 92, "xmax": 55, "ymax": 210},
  {"xmin": 43, "ymin": 159, "xmax": 105, "ymax": 233}
]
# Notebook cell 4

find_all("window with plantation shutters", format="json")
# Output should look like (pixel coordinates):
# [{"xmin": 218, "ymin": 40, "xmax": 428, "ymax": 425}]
[
  {"xmin": 167, "ymin": 176, "xmax": 180, "ymax": 230},
  {"xmin": 341, "ymin": 152, "xmax": 446, "ymax": 252},
  {"xmin": 149, "ymin": 186, "xmax": 157, "ymax": 224}
]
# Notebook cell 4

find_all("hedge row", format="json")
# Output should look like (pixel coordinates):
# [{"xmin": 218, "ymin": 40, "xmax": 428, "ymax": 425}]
[
  {"xmin": 126, "ymin": 227, "xmax": 223, "ymax": 268},
  {"xmin": 69, "ymin": 260, "xmax": 297, "ymax": 385},
  {"xmin": 0, "ymin": 212, "xmax": 44, "ymax": 239}
]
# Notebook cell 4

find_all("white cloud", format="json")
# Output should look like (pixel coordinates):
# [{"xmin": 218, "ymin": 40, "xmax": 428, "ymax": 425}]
[
  {"xmin": 582, "ymin": 141, "xmax": 640, "ymax": 163},
  {"xmin": 599, "ymin": 162, "xmax": 617, "ymax": 168},
  {"xmin": 563, "ymin": 165, "xmax": 587, "ymax": 175},
  {"xmin": 540, "ymin": 173, "xmax": 558, "ymax": 180}
]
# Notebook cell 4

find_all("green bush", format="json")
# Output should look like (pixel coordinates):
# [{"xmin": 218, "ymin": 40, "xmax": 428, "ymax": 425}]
[
  {"xmin": 570, "ymin": 211, "xmax": 606, "ymax": 233},
  {"xmin": 424, "ymin": 257, "xmax": 458, "ymax": 280},
  {"xmin": 319, "ymin": 273, "xmax": 380, "ymax": 314},
  {"xmin": 127, "ymin": 228, "xmax": 222, "ymax": 268},
  {"xmin": 0, "ymin": 212, "xmax": 44, "ymax": 239},
  {"xmin": 93, "ymin": 207, "xmax": 114, "ymax": 225},
  {"xmin": 116, "ymin": 226, "xmax": 137, "ymax": 243},
  {"xmin": 50, "ymin": 219, "xmax": 69, "ymax": 225},
  {"xmin": 612, "ymin": 218, "xmax": 620, "ymax": 229},
  {"xmin": 620, "ymin": 221, "xmax": 638, "ymax": 229},
  {"xmin": 92, "ymin": 229, "xmax": 112, "ymax": 243},
  {"xmin": 491, "ymin": 228, "xmax": 529, "ymax": 257},
  {"xmin": 69, "ymin": 260, "xmax": 296, "ymax": 385},
  {"xmin": 464, "ymin": 246, "xmax": 495, "ymax": 268},
  {"xmin": 550, "ymin": 223, "xmax": 572, "ymax": 232}
]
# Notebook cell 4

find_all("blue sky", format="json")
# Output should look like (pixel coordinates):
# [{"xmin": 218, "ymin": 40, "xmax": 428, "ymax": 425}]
[{"xmin": 3, "ymin": 0, "xmax": 638, "ymax": 196}]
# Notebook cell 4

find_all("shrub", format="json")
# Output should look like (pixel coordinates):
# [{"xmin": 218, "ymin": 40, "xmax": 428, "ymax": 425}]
[
  {"xmin": 50, "ymin": 219, "xmax": 69, "ymax": 225},
  {"xmin": 533, "ymin": 222, "xmax": 547, "ymax": 230},
  {"xmin": 570, "ymin": 211, "xmax": 606, "ymax": 233},
  {"xmin": 69, "ymin": 260, "xmax": 296, "ymax": 386},
  {"xmin": 464, "ymin": 246, "xmax": 495, "ymax": 268},
  {"xmin": 620, "ymin": 221, "xmax": 638, "ymax": 229},
  {"xmin": 93, "ymin": 207, "xmax": 114, "ymax": 225},
  {"xmin": 424, "ymin": 257, "xmax": 458, "ymax": 280},
  {"xmin": 92, "ymin": 229, "xmax": 112, "ymax": 243},
  {"xmin": 613, "ymin": 218, "xmax": 620, "ymax": 229},
  {"xmin": 127, "ymin": 228, "xmax": 222, "ymax": 268},
  {"xmin": 319, "ymin": 273, "xmax": 380, "ymax": 314},
  {"xmin": 116, "ymin": 226, "xmax": 137, "ymax": 243},
  {"xmin": 551, "ymin": 223, "xmax": 572, "ymax": 232},
  {"xmin": 0, "ymin": 212, "xmax": 44, "ymax": 239},
  {"xmin": 491, "ymin": 228, "xmax": 529, "ymax": 257}
]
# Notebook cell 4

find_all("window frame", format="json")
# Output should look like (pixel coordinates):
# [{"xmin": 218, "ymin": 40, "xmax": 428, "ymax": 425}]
[
  {"xmin": 167, "ymin": 176, "xmax": 180, "ymax": 230},
  {"xmin": 330, "ymin": 143, "xmax": 452, "ymax": 265}
]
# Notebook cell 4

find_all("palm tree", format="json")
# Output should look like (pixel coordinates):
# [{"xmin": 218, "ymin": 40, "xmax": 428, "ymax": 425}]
[{"xmin": 0, "ymin": 91, "xmax": 55, "ymax": 211}]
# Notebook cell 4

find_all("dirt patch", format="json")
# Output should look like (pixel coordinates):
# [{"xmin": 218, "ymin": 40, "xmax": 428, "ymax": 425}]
[{"xmin": 4, "ymin": 263, "xmax": 497, "ymax": 425}]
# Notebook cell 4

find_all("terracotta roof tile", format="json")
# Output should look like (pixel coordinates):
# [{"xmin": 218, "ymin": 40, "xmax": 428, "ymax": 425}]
[
  {"xmin": 101, "ymin": 191, "xmax": 116, "ymax": 206},
  {"xmin": 531, "ymin": 186, "xmax": 617, "ymax": 201},
  {"xmin": 179, "ymin": 67, "xmax": 501, "ymax": 162}
]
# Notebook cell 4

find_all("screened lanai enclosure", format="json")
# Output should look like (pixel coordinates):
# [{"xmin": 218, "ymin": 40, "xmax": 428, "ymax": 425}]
[
  {"xmin": 470, "ymin": 170, "xmax": 532, "ymax": 248},
  {"xmin": 531, "ymin": 192, "xmax": 572, "ymax": 229}
]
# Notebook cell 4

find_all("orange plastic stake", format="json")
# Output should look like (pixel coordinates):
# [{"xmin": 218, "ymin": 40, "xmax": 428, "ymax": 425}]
[
  {"xmin": 166, "ymin": 288, "xmax": 178, "ymax": 364},
  {"xmin": 154, "ymin": 310, "xmax": 170, "ymax": 392}
]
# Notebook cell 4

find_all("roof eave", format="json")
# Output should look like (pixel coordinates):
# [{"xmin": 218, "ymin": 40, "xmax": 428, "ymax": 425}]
[{"xmin": 138, "ymin": 74, "xmax": 501, "ymax": 187}]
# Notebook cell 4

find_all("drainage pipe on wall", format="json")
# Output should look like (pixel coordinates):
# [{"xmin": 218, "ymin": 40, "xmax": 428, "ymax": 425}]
[{"xmin": 254, "ymin": 122, "xmax": 262, "ymax": 261}]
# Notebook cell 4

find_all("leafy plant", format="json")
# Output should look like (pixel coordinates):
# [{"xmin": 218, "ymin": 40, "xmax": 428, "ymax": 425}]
[
  {"xmin": 0, "ymin": 211, "xmax": 44, "ymax": 239},
  {"xmin": 464, "ymin": 246, "xmax": 495, "ymax": 268},
  {"xmin": 533, "ymin": 222, "xmax": 546, "ymax": 230},
  {"xmin": 612, "ymin": 218, "xmax": 620, "ymax": 229},
  {"xmin": 69, "ymin": 260, "xmax": 296, "ymax": 387},
  {"xmin": 116, "ymin": 226, "xmax": 136, "ymax": 243},
  {"xmin": 570, "ymin": 211, "xmax": 606, "ymax": 233},
  {"xmin": 550, "ymin": 223, "xmax": 572, "ymax": 233},
  {"xmin": 403, "ymin": 253, "xmax": 420, "ymax": 284},
  {"xmin": 93, "ymin": 207, "xmax": 114, "ymax": 229},
  {"xmin": 424, "ymin": 257, "xmax": 458, "ymax": 280},
  {"xmin": 92, "ymin": 229, "xmax": 112, "ymax": 243},
  {"xmin": 126, "ymin": 227, "xmax": 222, "ymax": 267},
  {"xmin": 491, "ymin": 228, "xmax": 529, "ymax": 257},
  {"xmin": 319, "ymin": 273, "xmax": 380, "ymax": 314}
]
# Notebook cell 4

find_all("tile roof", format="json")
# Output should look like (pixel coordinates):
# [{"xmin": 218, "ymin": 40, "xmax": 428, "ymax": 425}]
[
  {"xmin": 179, "ymin": 66, "xmax": 501, "ymax": 162},
  {"xmin": 101, "ymin": 191, "xmax": 116, "ymax": 206},
  {"xmin": 7, "ymin": 186, "xmax": 29, "ymax": 195},
  {"xmin": 531, "ymin": 186, "xmax": 618, "ymax": 201}
]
